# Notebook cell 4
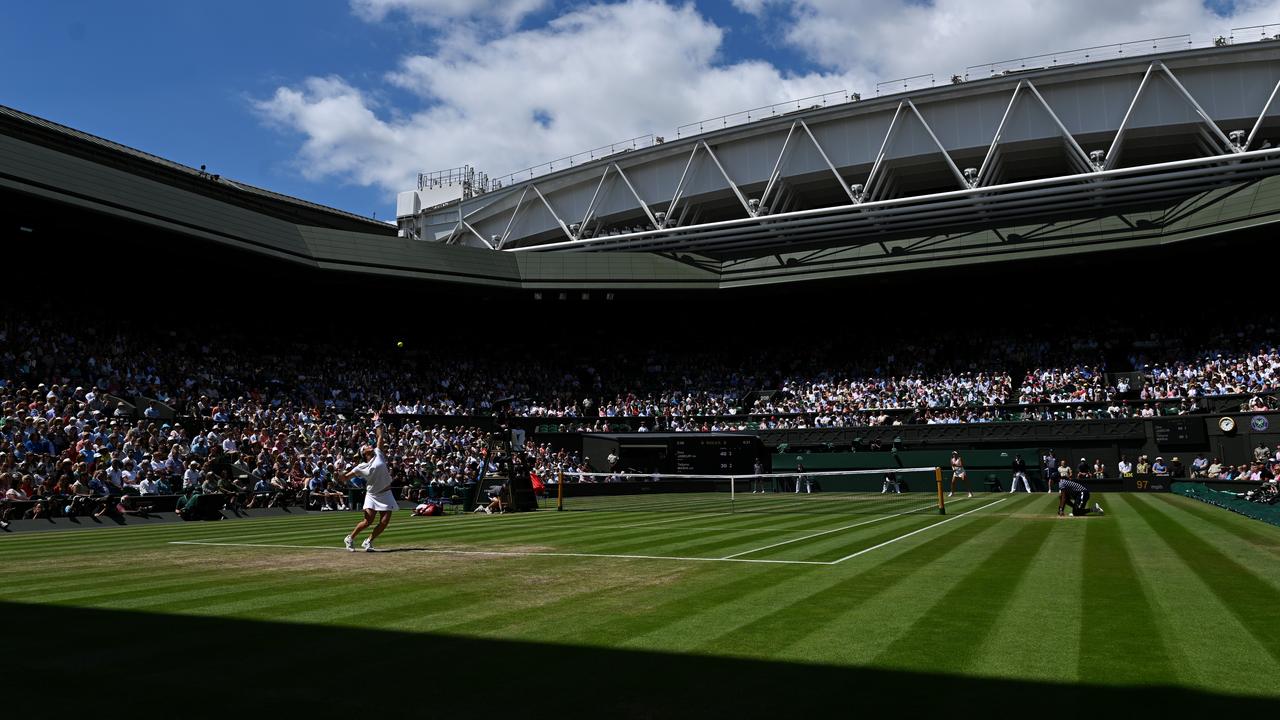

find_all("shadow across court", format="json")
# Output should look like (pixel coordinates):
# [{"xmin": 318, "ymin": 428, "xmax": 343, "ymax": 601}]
[{"xmin": 5, "ymin": 601, "xmax": 1271, "ymax": 718}]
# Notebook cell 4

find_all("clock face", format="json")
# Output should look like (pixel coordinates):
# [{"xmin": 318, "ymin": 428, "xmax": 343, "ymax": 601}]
[{"xmin": 1219, "ymin": 417, "xmax": 1236, "ymax": 432}]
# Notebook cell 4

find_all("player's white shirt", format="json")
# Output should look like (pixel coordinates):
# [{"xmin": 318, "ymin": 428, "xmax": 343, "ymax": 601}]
[{"xmin": 351, "ymin": 448, "xmax": 393, "ymax": 494}]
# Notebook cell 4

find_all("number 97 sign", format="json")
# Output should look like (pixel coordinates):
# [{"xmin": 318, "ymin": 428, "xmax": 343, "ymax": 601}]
[{"xmin": 1123, "ymin": 476, "xmax": 1170, "ymax": 492}]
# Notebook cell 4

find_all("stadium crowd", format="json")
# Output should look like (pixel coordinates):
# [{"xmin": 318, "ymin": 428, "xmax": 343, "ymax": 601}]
[
  {"xmin": 4, "ymin": 307, "xmax": 1280, "ymax": 521},
  {"xmin": 0, "ymin": 386, "xmax": 584, "ymax": 522},
  {"xmin": 2, "ymin": 311, "xmax": 1279, "ymax": 435}
]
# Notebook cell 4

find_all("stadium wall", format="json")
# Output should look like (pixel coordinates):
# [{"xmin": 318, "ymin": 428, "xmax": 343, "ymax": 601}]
[{"xmin": 533, "ymin": 411, "xmax": 1280, "ymax": 477}]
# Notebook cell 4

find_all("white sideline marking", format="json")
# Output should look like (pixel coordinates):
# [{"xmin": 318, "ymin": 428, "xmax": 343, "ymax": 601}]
[
  {"xmin": 719, "ymin": 502, "xmax": 940, "ymax": 559},
  {"xmin": 830, "ymin": 498, "xmax": 1009, "ymax": 564},
  {"xmin": 168, "ymin": 497, "xmax": 1007, "ymax": 567},
  {"xmin": 168, "ymin": 541, "xmax": 830, "ymax": 565}
]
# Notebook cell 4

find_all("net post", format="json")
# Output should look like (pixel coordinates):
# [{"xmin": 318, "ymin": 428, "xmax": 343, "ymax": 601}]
[
  {"xmin": 557, "ymin": 469, "xmax": 564, "ymax": 511},
  {"xmin": 935, "ymin": 467, "xmax": 945, "ymax": 515}
]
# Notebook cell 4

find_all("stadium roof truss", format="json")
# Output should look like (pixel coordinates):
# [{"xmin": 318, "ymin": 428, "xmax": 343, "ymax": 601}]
[
  {"xmin": 408, "ymin": 45, "xmax": 1280, "ymax": 268},
  {"xmin": 8, "ymin": 43, "xmax": 1280, "ymax": 290}
]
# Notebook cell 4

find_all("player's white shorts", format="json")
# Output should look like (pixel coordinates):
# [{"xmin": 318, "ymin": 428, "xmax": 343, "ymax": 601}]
[{"xmin": 363, "ymin": 490, "xmax": 399, "ymax": 512}]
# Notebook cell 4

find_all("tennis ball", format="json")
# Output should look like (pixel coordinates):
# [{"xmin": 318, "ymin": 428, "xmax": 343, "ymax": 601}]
[{"xmin": 396, "ymin": 341, "xmax": 404, "ymax": 348}]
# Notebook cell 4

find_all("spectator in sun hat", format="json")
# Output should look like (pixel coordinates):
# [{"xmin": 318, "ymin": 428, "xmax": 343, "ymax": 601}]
[{"xmin": 1151, "ymin": 457, "xmax": 1169, "ymax": 476}]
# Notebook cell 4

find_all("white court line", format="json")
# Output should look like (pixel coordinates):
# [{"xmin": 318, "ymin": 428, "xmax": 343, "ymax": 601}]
[
  {"xmin": 166, "ymin": 497, "xmax": 1007, "ymax": 568},
  {"xmin": 719, "ymin": 502, "xmax": 940, "ymax": 559},
  {"xmin": 830, "ymin": 498, "xmax": 1009, "ymax": 564},
  {"xmin": 168, "ymin": 540, "xmax": 830, "ymax": 565}
]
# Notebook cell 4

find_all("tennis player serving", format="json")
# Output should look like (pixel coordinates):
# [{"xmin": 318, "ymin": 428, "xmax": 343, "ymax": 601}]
[{"xmin": 338, "ymin": 413, "xmax": 398, "ymax": 552}]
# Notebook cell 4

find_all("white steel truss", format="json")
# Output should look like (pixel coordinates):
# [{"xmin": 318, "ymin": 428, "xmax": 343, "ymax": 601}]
[
  {"xmin": 514, "ymin": 149, "xmax": 1280, "ymax": 255},
  {"xmin": 497, "ymin": 186, "xmax": 531, "ymax": 249},
  {"xmin": 531, "ymin": 184, "xmax": 574, "ymax": 241},
  {"xmin": 489, "ymin": 183, "xmax": 578, "ymax": 247},
  {"xmin": 862, "ymin": 100, "xmax": 969, "ymax": 203},
  {"xmin": 460, "ymin": 220, "xmax": 494, "ymax": 249},
  {"xmin": 1246, "ymin": 77, "xmax": 1280, "ymax": 151},
  {"xmin": 494, "ymin": 58, "xmax": 1278, "ymax": 254},
  {"xmin": 1105, "ymin": 61, "xmax": 1236, "ymax": 170},
  {"xmin": 759, "ymin": 120, "xmax": 859, "ymax": 213},
  {"xmin": 665, "ymin": 140, "xmax": 755, "ymax": 227},
  {"xmin": 977, "ymin": 80, "xmax": 1095, "ymax": 185},
  {"xmin": 575, "ymin": 162, "xmax": 659, "ymax": 233}
]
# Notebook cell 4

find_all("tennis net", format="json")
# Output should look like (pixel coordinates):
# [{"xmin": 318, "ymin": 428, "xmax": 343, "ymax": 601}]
[{"xmin": 549, "ymin": 467, "xmax": 946, "ymax": 515}]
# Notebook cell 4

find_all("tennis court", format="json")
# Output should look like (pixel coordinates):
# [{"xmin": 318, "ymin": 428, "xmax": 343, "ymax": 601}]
[{"xmin": 4, "ymin": 491, "xmax": 1279, "ymax": 717}]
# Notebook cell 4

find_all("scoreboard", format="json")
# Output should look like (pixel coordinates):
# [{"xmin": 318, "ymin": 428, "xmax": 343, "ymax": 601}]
[
  {"xmin": 672, "ymin": 435, "xmax": 759, "ymax": 474},
  {"xmin": 1152, "ymin": 418, "xmax": 1206, "ymax": 447}
]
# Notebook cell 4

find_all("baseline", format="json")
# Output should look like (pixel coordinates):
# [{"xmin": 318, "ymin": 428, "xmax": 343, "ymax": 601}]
[{"xmin": 168, "ymin": 540, "xmax": 830, "ymax": 565}]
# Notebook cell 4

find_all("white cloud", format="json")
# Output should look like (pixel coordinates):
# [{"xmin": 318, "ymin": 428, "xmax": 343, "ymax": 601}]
[
  {"xmin": 258, "ymin": 0, "xmax": 850, "ymax": 195},
  {"xmin": 350, "ymin": 0, "xmax": 548, "ymax": 29},
  {"xmin": 729, "ymin": 0, "xmax": 770, "ymax": 15},
  {"xmin": 746, "ymin": 0, "xmax": 1280, "ymax": 80},
  {"xmin": 260, "ymin": 0, "xmax": 1280, "ymax": 199}
]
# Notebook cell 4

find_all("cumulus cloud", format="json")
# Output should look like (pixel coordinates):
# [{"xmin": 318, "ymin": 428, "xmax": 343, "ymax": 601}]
[
  {"xmin": 740, "ymin": 0, "xmax": 1280, "ymax": 79},
  {"xmin": 729, "ymin": 0, "xmax": 770, "ymax": 15},
  {"xmin": 257, "ymin": 0, "xmax": 850, "ymax": 195},
  {"xmin": 259, "ymin": 0, "xmax": 1280, "ymax": 198},
  {"xmin": 350, "ymin": 0, "xmax": 549, "ymax": 29}
]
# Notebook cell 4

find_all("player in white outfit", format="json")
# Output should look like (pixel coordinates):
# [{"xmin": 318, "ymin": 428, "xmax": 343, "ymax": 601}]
[
  {"xmin": 948, "ymin": 451, "xmax": 973, "ymax": 498},
  {"xmin": 336, "ymin": 415, "xmax": 398, "ymax": 552}
]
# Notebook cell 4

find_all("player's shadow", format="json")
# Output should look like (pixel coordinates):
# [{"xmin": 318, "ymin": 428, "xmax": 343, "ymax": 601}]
[{"xmin": 3, "ymin": 600, "xmax": 1269, "ymax": 718}]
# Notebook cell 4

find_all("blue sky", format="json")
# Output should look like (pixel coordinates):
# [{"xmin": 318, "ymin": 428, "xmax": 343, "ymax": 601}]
[{"xmin": 3, "ymin": 1, "xmax": 1274, "ymax": 219}]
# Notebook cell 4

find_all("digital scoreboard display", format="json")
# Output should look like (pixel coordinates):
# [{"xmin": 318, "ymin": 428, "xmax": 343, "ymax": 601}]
[
  {"xmin": 672, "ymin": 436, "xmax": 758, "ymax": 474},
  {"xmin": 1152, "ymin": 418, "xmax": 1206, "ymax": 447}
]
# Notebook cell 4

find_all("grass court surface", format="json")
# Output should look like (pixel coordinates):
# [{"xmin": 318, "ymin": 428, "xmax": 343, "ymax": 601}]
[{"xmin": 4, "ymin": 491, "xmax": 1279, "ymax": 718}]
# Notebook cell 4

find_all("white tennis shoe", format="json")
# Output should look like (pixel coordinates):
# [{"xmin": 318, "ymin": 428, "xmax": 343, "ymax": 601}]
[
  {"xmin": 344, "ymin": 535, "xmax": 354, "ymax": 552},
  {"xmin": 362, "ymin": 538, "xmax": 374, "ymax": 552}
]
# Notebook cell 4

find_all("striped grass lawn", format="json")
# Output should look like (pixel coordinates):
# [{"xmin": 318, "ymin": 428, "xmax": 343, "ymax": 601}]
[{"xmin": 3, "ymin": 492, "xmax": 1279, "ymax": 718}]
